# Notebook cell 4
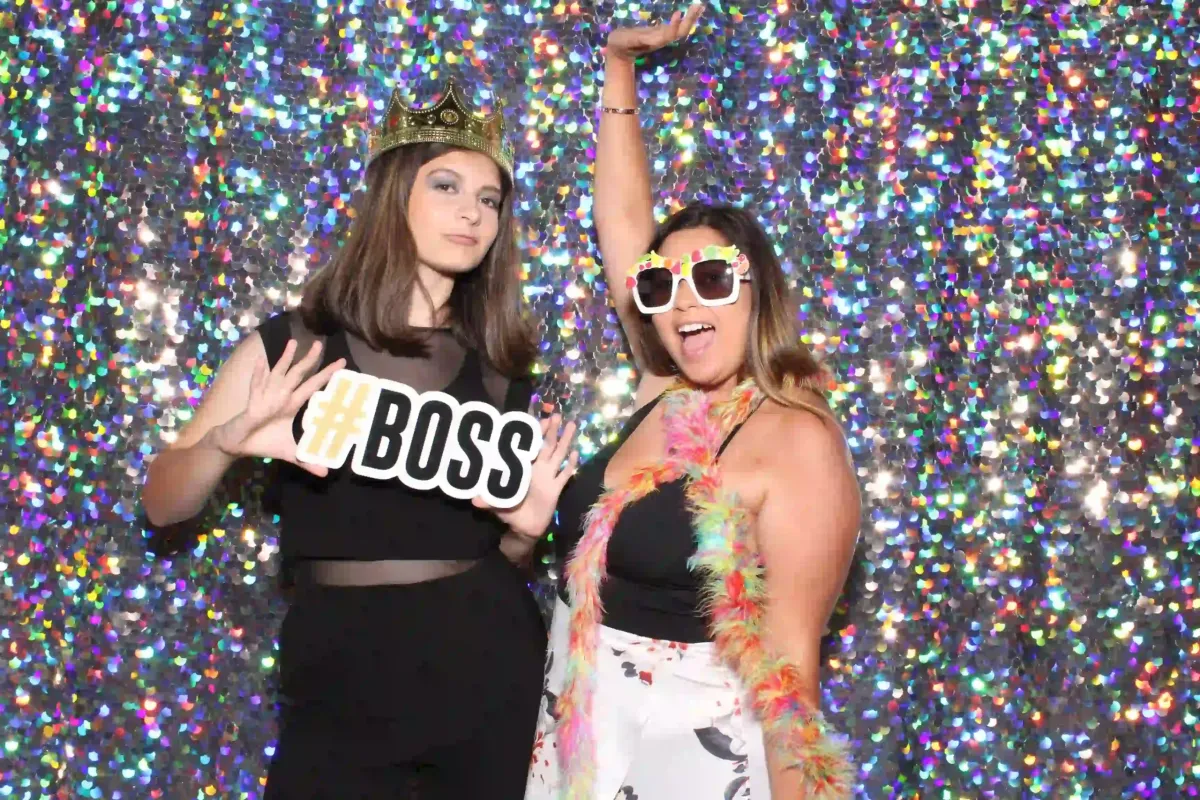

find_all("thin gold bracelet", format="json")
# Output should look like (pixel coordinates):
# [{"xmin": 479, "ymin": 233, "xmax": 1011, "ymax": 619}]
[{"xmin": 601, "ymin": 106, "xmax": 638, "ymax": 115}]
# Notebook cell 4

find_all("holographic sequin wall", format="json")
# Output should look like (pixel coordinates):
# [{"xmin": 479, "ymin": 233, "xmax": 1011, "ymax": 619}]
[{"xmin": 2, "ymin": 0, "xmax": 1198, "ymax": 797}]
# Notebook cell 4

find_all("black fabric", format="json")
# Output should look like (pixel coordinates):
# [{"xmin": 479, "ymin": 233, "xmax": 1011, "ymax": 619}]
[
  {"xmin": 344, "ymin": 328, "xmax": 468, "ymax": 396},
  {"xmin": 265, "ymin": 550, "xmax": 545, "ymax": 800},
  {"xmin": 257, "ymin": 310, "xmax": 293, "ymax": 369},
  {"xmin": 258, "ymin": 311, "xmax": 514, "ymax": 562},
  {"xmin": 254, "ymin": 311, "xmax": 545, "ymax": 798},
  {"xmin": 502, "ymin": 374, "xmax": 536, "ymax": 414},
  {"xmin": 554, "ymin": 394, "xmax": 754, "ymax": 643}
]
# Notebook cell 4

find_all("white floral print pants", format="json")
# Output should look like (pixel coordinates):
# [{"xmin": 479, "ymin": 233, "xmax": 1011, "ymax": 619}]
[{"xmin": 525, "ymin": 599, "xmax": 770, "ymax": 799}]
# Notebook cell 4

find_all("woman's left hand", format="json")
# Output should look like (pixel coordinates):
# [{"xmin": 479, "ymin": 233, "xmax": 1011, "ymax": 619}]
[{"xmin": 473, "ymin": 414, "xmax": 579, "ymax": 540}]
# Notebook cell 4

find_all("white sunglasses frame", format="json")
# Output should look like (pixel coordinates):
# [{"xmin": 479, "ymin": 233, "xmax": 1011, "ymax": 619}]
[{"xmin": 627, "ymin": 247, "xmax": 752, "ymax": 315}]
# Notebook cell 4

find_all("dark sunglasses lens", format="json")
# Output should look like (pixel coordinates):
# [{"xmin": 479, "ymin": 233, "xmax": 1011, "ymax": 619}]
[
  {"xmin": 635, "ymin": 268, "xmax": 675, "ymax": 308},
  {"xmin": 691, "ymin": 260, "xmax": 737, "ymax": 301}
]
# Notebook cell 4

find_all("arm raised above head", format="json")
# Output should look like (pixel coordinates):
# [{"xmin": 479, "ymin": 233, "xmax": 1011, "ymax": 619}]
[{"xmin": 594, "ymin": 5, "xmax": 703, "ymax": 393}]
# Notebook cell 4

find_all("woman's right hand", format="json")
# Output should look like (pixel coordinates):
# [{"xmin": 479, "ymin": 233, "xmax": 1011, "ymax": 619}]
[
  {"xmin": 606, "ymin": 3, "xmax": 703, "ymax": 63},
  {"xmin": 212, "ymin": 339, "xmax": 346, "ymax": 477}
]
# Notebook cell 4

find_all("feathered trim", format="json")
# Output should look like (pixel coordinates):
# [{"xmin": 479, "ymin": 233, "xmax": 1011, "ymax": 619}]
[
  {"xmin": 557, "ymin": 380, "xmax": 854, "ymax": 799},
  {"xmin": 674, "ymin": 386, "xmax": 855, "ymax": 799},
  {"xmin": 556, "ymin": 459, "xmax": 680, "ymax": 799}
]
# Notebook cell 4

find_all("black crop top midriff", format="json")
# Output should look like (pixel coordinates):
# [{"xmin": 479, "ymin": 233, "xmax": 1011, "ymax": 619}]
[
  {"xmin": 258, "ymin": 312, "xmax": 533, "ymax": 565},
  {"xmin": 554, "ymin": 395, "xmax": 751, "ymax": 643}
]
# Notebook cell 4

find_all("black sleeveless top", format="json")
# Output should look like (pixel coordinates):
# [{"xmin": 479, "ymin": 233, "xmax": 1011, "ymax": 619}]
[
  {"xmin": 258, "ymin": 312, "xmax": 534, "ymax": 564},
  {"xmin": 554, "ymin": 394, "xmax": 753, "ymax": 643}
]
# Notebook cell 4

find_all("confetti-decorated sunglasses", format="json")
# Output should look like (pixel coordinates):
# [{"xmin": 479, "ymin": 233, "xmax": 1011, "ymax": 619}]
[{"xmin": 626, "ymin": 245, "xmax": 752, "ymax": 315}]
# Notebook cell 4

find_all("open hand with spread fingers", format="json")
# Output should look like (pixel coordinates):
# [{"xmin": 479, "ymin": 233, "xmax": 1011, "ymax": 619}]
[
  {"xmin": 606, "ymin": 3, "xmax": 703, "ymax": 63},
  {"xmin": 213, "ymin": 339, "xmax": 347, "ymax": 477}
]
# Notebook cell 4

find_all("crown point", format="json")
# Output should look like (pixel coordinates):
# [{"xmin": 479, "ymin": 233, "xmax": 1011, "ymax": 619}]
[{"xmin": 366, "ymin": 77, "xmax": 514, "ymax": 178}]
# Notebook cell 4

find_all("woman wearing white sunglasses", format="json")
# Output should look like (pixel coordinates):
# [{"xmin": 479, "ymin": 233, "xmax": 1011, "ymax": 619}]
[{"xmin": 516, "ymin": 5, "xmax": 862, "ymax": 799}]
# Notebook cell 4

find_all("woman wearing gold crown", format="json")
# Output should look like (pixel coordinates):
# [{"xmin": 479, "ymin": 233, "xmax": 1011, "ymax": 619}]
[
  {"xmin": 141, "ymin": 81, "xmax": 576, "ymax": 798},
  {"xmin": 515, "ymin": 6, "xmax": 861, "ymax": 799}
]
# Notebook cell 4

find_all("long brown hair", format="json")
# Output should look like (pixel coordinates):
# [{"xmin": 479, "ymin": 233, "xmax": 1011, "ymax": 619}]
[
  {"xmin": 299, "ymin": 142, "xmax": 534, "ymax": 377},
  {"xmin": 632, "ymin": 203, "xmax": 832, "ymax": 415}
]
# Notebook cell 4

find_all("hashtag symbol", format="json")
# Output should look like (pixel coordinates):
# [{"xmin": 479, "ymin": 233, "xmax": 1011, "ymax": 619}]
[{"xmin": 296, "ymin": 371, "xmax": 375, "ymax": 468}]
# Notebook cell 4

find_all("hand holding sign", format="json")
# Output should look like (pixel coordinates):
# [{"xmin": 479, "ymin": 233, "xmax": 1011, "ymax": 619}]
[
  {"xmin": 472, "ymin": 414, "xmax": 578, "ymax": 540},
  {"xmin": 294, "ymin": 368, "xmax": 550, "ymax": 509},
  {"xmin": 215, "ymin": 339, "xmax": 347, "ymax": 476}
]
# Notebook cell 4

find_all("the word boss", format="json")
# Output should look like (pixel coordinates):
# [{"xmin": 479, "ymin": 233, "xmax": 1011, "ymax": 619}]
[{"xmin": 295, "ymin": 370, "xmax": 542, "ymax": 509}]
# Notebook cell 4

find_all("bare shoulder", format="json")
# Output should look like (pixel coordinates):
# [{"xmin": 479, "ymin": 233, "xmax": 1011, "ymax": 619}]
[
  {"xmin": 748, "ymin": 395, "xmax": 861, "ymax": 559},
  {"xmin": 167, "ymin": 331, "xmax": 266, "ymax": 450},
  {"xmin": 744, "ymin": 393, "xmax": 851, "ymax": 473},
  {"xmin": 215, "ymin": 329, "xmax": 269, "ymax": 382}
]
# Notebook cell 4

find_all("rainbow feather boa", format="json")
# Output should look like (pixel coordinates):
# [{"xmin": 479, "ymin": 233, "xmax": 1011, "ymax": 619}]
[{"xmin": 557, "ymin": 379, "xmax": 854, "ymax": 799}]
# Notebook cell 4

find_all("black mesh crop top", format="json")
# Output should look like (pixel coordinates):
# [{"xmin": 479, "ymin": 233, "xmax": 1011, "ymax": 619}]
[
  {"xmin": 257, "ymin": 312, "xmax": 534, "ymax": 565},
  {"xmin": 553, "ymin": 394, "xmax": 753, "ymax": 643}
]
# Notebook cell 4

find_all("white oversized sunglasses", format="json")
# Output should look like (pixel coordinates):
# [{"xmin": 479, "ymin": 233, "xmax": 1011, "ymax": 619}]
[{"xmin": 626, "ymin": 245, "xmax": 752, "ymax": 315}]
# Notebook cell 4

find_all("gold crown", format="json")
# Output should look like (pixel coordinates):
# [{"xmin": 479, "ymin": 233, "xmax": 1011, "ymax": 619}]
[{"xmin": 367, "ymin": 78, "xmax": 514, "ymax": 178}]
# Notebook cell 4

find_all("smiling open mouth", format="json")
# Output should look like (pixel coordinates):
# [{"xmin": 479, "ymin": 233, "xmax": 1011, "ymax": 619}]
[
  {"xmin": 677, "ymin": 322, "xmax": 716, "ymax": 359},
  {"xmin": 678, "ymin": 322, "xmax": 714, "ymax": 336}
]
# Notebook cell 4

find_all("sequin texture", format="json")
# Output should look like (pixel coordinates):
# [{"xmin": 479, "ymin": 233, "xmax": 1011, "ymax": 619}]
[{"xmin": 1, "ymin": 0, "xmax": 1197, "ymax": 797}]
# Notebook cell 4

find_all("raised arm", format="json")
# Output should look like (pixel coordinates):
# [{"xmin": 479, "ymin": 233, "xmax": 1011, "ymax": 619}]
[{"xmin": 595, "ymin": 5, "xmax": 702, "ymax": 386}]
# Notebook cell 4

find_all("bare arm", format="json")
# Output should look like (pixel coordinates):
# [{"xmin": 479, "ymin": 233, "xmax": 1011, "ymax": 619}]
[
  {"xmin": 142, "ymin": 335, "xmax": 341, "ymax": 527},
  {"xmin": 594, "ymin": 54, "xmax": 655, "ymax": 345},
  {"xmin": 141, "ymin": 335, "xmax": 266, "ymax": 526},
  {"xmin": 596, "ymin": 5, "xmax": 702, "ymax": 401},
  {"xmin": 754, "ymin": 409, "xmax": 860, "ymax": 797}
]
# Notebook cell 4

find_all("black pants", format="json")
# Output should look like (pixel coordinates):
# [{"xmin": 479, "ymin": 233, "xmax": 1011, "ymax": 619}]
[
  {"xmin": 264, "ymin": 552, "xmax": 546, "ymax": 799},
  {"xmin": 264, "ymin": 695, "xmax": 539, "ymax": 798}
]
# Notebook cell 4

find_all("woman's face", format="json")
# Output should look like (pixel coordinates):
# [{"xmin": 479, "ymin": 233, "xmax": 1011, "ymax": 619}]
[
  {"xmin": 407, "ymin": 149, "xmax": 504, "ymax": 276},
  {"xmin": 649, "ymin": 226, "xmax": 752, "ymax": 390}
]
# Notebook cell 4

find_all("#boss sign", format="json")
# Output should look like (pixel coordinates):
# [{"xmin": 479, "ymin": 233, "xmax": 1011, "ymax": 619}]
[{"xmin": 294, "ymin": 370, "xmax": 542, "ymax": 509}]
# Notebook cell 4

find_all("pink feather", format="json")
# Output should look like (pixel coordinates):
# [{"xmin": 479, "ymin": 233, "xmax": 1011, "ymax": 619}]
[{"xmin": 556, "ymin": 380, "xmax": 855, "ymax": 799}]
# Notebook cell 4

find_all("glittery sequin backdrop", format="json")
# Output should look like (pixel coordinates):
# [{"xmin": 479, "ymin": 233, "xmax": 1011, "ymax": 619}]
[{"xmin": 3, "ymin": 0, "xmax": 1198, "ymax": 796}]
